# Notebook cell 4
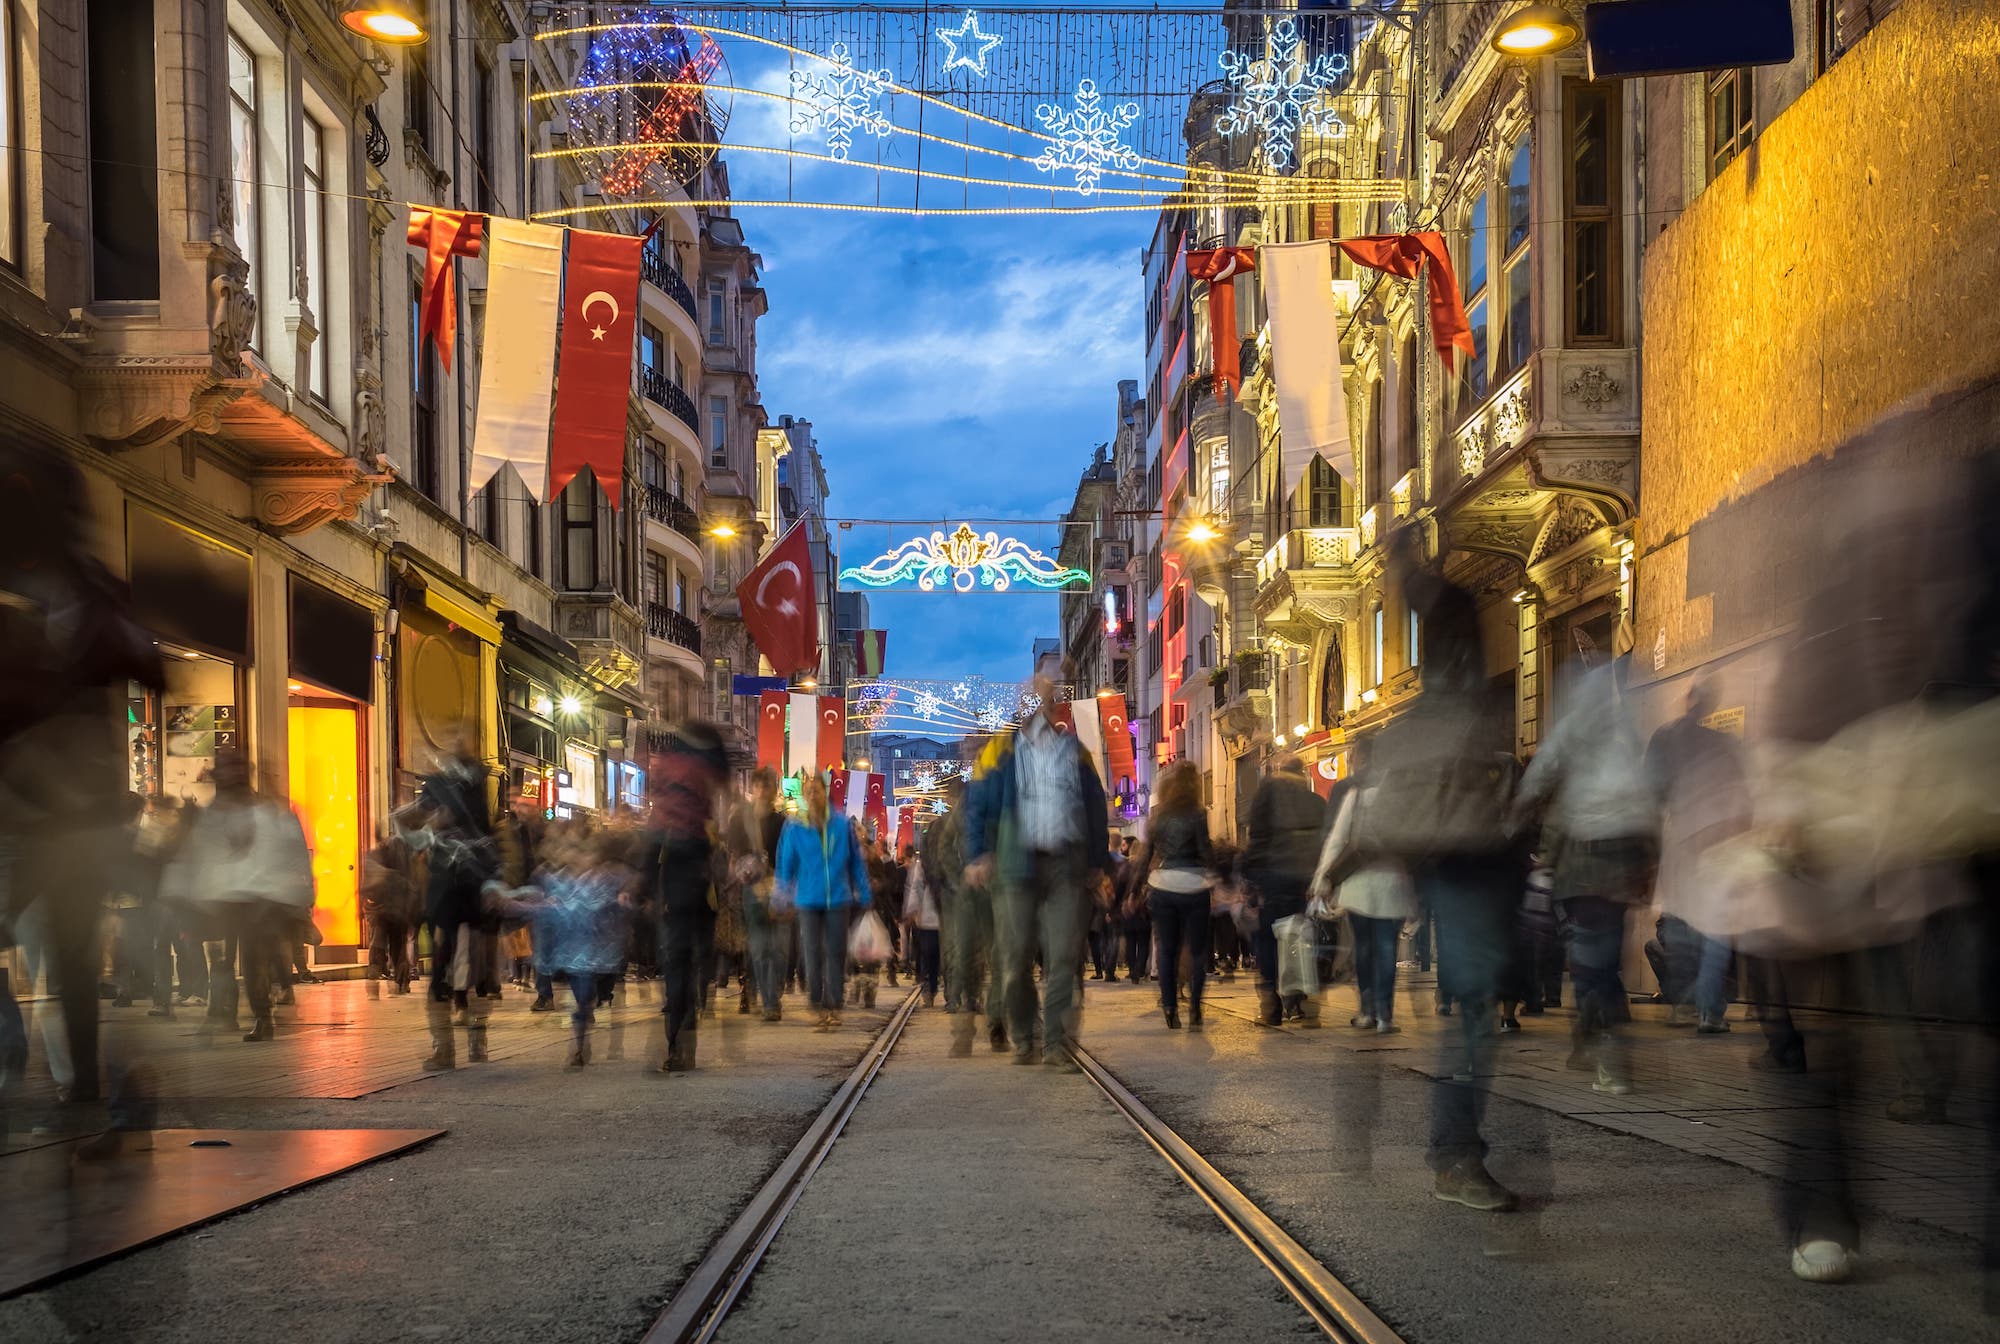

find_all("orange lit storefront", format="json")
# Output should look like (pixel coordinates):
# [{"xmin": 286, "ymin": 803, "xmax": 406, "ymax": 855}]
[{"xmin": 285, "ymin": 575, "xmax": 378, "ymax": 959}]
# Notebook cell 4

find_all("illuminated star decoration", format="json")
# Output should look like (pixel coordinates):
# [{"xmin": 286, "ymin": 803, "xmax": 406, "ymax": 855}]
[
  {"xmin": 788, "ymin": 41, "xmax": 893, "ymax": 162},
  {"xmin": 1034, "ymin": 79, "xmax": 1142, "ymax": 195},
  {"xmin": 839, "ymin": 523, "xmax": 1092, "ymax": 593},
  {"xmin": 952, "ymin": 682, "xmax": 972, "ymax": 703},
  {"xmin": 1217, "ymin": 18, "xmax": 1351, "ymax": 172},
  {"xmin": 936, "ymin": 10, "xmax": 1003, "ymax": 78}
]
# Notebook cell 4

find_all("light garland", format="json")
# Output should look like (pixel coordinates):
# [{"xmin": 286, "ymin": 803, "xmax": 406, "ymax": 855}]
[
  {"xmin": 1217, "ymin": 18, "xmax": 1352, "ymax": 172},
  {"xmin": 839, "ymin": 523, "xmax": 1091, "ymax": 593},
  {"xmin": 936, "ymin": 9, "xmax": 1004, "ymax": 79}
]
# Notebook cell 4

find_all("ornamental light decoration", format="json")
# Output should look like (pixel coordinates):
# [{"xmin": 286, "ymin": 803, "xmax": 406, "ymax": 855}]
[
  {"xmin": 839, "ymin": 523, "xmax": 1092, "ymax": 593},
  {"xmin": 1217, "ymin": 18, "xmax": 1351, "ymax": 173},
  {"xmin": 935, "ymin": 9, "xmax": 1003, "ymax": 78}
]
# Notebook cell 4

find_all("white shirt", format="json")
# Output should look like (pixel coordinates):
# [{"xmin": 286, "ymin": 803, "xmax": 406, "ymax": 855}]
[{"xmin": 1016, "ymin": 714, "xmax": 1082, "ymax": 853}]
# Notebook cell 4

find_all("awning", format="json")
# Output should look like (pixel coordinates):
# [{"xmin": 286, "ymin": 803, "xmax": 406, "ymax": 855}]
[{"xmin": 423, "ymin": 587, "xmax": 502, "ymax": 645}]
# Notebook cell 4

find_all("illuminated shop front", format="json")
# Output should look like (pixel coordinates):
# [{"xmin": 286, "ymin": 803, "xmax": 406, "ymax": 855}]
[{"xmin": 285, "ymin": 575, "xmax": 377, "ymax": 953}]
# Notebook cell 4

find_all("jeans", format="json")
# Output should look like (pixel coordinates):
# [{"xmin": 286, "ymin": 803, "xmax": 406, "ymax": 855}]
[
  {"xmin": 995, "ymin": 847, "xmax": 1091, "ymax": 1054},
  {"xmin": 659, "ymin": 909, "xmax": 715, "ymax": 1047},
  {"xmin": 796, "ymin": 905, "xmax": 852, "ymax": 1012},
  {"xmin": 914, "ymin": 927, "xmax": 941, "ymax": 998},
  {"xmin": 567, "ymin": 968, "xmax": 599, "ymax": 1028},
  {"xmin": 1565, "ymin": 896, "xmax": 1631, "ymax": 1037},
  {"xmin": 368, "ymin": 916, "xmax": 413, "ymax": 989},
  {"xmin": 1418, "ymin": 857, "xmax": 1516, "ymax": 1172},
  {"xmin": 1349, "ymin": 913, "xmax": 1402, "ymax": 1023},
  {"xmin": 946, "ymin": 882, "xmax": 997, "ymax": 1020},
  {"xmin": 744, "ymin": 905, "xmax": 792, "ymax": 1013},
  {"xmin": 1149, "ymin": 888, "xmax": 1211, "ymax": 1016},
  {"xmin": 1122, "ymin": 923, "xmax": 1151, "ymax": 979}
]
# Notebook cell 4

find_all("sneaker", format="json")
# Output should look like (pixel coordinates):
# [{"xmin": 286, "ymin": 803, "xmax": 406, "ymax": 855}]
[
  {"xmin": 529, "ymin": 997, "xmax": 555, "ymax": 1013},
  {"xmin": 1350, "ymin": 1014, "xmax": 1378, "ymax": 1030},
  {"xmin": 1433, "ymin": 1161, "xmax": 1519, "ymax": 1212},
  {"xmin": 1790, "ymin": 1239, "xmax": 1856, "ymax": 1284},
  {"xmin": 1376, "ymin": 1020, "xmax": 1401, "ymax": 1035},
  {"xmin": 1592, "ymin": 1065, "xmax": 1633, "ymax": 1095}
]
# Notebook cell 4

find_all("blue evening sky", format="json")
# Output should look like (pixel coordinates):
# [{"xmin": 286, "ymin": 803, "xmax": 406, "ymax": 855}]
[{"xmin": 714, "ymin": 23, "xmax": 1154, "ymax": 683}]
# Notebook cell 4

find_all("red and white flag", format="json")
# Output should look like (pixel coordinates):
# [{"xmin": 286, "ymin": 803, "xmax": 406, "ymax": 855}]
[
  {"xmin": 816, "ymin": 696, "xmax": 845, "ymax": 771},
  {"xmin": 469, "ymin": 219, "xmax": 562, "ymax": 501},
  {"xmin": 861, "ymin": 773, "xmax": 888, "ymax": 838},
  {"xmin": 787, "ymin": 691, "xmax": 817, "ymax": 778},
  {"xmin": 841, "ymin": 769, "xmax": 871, "ymax": 821},
  {"xmin": 756, "ymin": 691, "xmax": 787, "ymax": 774},
  {"xmin": 1099, "ymin": 692, "xmax": 1136, "ymax": 786},
  {"xmin": 549, "ymin": 229, "xmax": 644, "ymax": 504},
  {"xmin": 830, "ymin": 768, "xmax": 851, "ymax": 814},
  {"xmin": 894, "ymin": 807, "xmax": 916, "ymax": 855},
  {"xmin": 737, "ymin": 523, "xmax": 819, "ymax": 678}
]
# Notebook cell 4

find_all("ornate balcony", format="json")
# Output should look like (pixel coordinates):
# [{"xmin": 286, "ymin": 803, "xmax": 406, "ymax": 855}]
[
  {"xmin": 641, "ymin": 365, "xmax": 701, "ymax": 435},
  {"xmin": 643, "ymin": 484, "xmax": 703, "ymax": 544},
  {"xmin": 1254, "ymin": 528, "xmax": 1361, "ymax": 644},
  {"xmin": 641, "ymin": 250, "xmax": 699, "ymax": 324},
  {"xmin": 646, "ymin": 601, "xmax": 702, "ymax": 655},
  {"xmin": 555, "ymin": 591, "xmax": 645, "ymax": 691}
]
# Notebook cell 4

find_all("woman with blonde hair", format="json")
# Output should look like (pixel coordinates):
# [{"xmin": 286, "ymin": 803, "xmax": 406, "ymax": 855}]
[{"xmin": 1145, "ymin": 761, "xmax": 1214, "ymax": 1030}]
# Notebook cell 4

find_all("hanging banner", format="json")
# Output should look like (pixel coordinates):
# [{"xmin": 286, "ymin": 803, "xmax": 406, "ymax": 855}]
[
  {"xmin": 854, "ymin": 629, "xmax": 889, "ymax": 677},
  {"xmin": 549, "ymin": 229, "xmax": 644, "ymax": 504},
  {"xmin": 787, "ymin": 691, "xmax": 818, "ymax": 778},
  {"xmin": 816, "ymin": 696, "xmax": 846, "ymax": 771},
  {"xmin": 1072, "ymin": 697, "xmax": 1107, "ymax": 784},
  {"xmin": 1262, "ymin": 239, "xmax": 1353, "ymax": 495},
  {"xmin": 1099, "ymin": 692, "xmax": 1136, "ymax": 785},
  {"xmin": 894, "ymin": 807, "xmax": 916, "ymax": 855},
  {"xmin": 737, "ymin": 523, "xmax": 820, "ymax": 677},
  {"xmin": 407, "ymin": 207, "xmax": 483, "ymax": 369},
  {"xmin": 842, "ymin": 769, "xmax": 872, "ymax": 821},
  {"xmin": 1335, "ymin": 233, "xmax": 1473, "ymax": 372},
  {"xmin": 469, "ymin": 218, "xmax": 562, "ymax": 500},
  {"xmin": 756, "ymin": 690, "xmax": 787, "ymax": 774},
  {"xmin": 1186, "ymin": 248, "xmax": 1257, "ymax": 398},
  {"xmin": 830, "ymin": 768, "xmax": 852, "ymax": 814}
]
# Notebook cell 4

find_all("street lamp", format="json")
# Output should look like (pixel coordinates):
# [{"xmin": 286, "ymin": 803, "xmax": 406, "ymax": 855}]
[
  {"xmin": 340, "ymin": 0, "xmax": 427, "ymax": 43},
  {"xmin": 1185, "ymin": 519, "xmax": 1221, "ymax": 544},
  {"xmin": 1490, "ymin": 3, "xmax": 1582, "ymax": 57},
  {"xmin": 708, "ymin": 522, "xmax": 737, "ymax": 538}
]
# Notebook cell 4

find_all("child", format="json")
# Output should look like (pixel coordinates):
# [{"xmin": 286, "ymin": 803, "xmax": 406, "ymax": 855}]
[{"xmin": 494, "ymin": 831, "xmax": 631, "ymax": 1066}]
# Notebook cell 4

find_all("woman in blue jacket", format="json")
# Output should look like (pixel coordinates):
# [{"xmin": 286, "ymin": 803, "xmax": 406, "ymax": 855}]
[{"xmin": 776, "ymin": 774, "xmax": 872, "ymax": 1031}]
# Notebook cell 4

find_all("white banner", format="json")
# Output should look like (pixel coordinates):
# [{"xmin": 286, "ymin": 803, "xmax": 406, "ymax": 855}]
[
  {"xmin": 844, "ymin": 769, "xmax": 872, "ymax": 821},
  {"xmin": 1262, "ymin": 241, "xmax": 1352, "ymax": 504},
  {"xmin": 469, "ymin": 218, "xmax": 562, "ymax": 501},
  {"xmin": 787, "ymin": 692, "xmax": 818, "ymax": 778},
  {"xmin": 1071, "ymin": 698, "xmax": 1108, "ymax": 786}
]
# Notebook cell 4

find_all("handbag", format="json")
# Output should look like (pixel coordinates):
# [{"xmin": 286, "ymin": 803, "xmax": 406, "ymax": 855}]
[
  {"xmin": 1351, "ymin": 702, "xmax": 1517, "ymax": 858},
  {"xmin": 1273, "ymin": 913, "xmax": 1319, "ymax": 997}
]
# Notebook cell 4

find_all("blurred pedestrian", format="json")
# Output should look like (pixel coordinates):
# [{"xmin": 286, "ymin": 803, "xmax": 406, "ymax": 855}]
[
  {"xmin": 395, "ymin": 743, "xmax": 500, "ymax": 1069},
  {"xmin": 1144, "ymin": 762, "xmax": 1213, "ymax": 1032},
  {"xmin": 1241, "ymin": 752, "xmax": 1328, "ymax": 1027},
  {"xmin": 776, "ymin": 774, "xmax": 873, "ymax": 1033},
  {"xmin": 645, "ymin": 721, "xmax": 728, "ymax": 1072},
  {"xmin": 1313, "ymin": 738, "xmax": 1417, "ymax": 1034},
  {"xmin": 902, "ymin": 846, "xmax": 943, "ymax": 1007},
  {"xmin": 496, "ymin": 829, "xmax": 632, "ymax": 1067},
  {"xmin": 728, "ymin": 767, "xmax": 790, "ymax": 1022},
  {"xmin": 361, "ymin": 829, "xmax": 419, "ymax": 998},
  {"xmin": 962, "ymin": 666, "xmax": 1115, "ymax": 1068}
]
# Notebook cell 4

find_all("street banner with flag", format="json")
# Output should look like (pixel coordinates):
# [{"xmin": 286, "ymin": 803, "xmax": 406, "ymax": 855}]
[
  {"xmin": 1046, "ymin": 700, "xmax": 1075, "ymax": 734},
  {"xmin": 895, "ymin": 807, "xmax": 916, "ymax": 854},
  {"xmin": 862, "ymin": 773, "xmax": 888, "ymax": 839},
  {"xmin": 468, "ymin": 219, "xmax": 561, "ymax": 500},
  {"xmin": 786, "ymin": 691, "xmax": 817, "ymax": 778},
  {"xmin": 1099, "ymin": 692, "xmax": 1136, "ymax": 786},
  {"xmin": 549, "ymin": 229, "xmax": 644, "ymax": 504},
  {"xmin": 1072, "ymin": 697, "xmax": 1107, "ymax": 784},
  {"xmin": 841, "ymin": 769, "xmax": 869, "ymax": 820},
  {"xmin": 1263, "ymin": 239, "xmax": 1353, "ymax": 494},
  {"xmin": 816, "ymin": 696, "xmax": 846, "ymax": 771},
  {"xmin": 854, "ymin": 629, "xmax": 888, "ymax": 677},
  {"xmin": 830, "ymin": 768, "xmax": 851, "ymax": 814},
  {"xmin": 737, "ymin": 522, "xmax": 819, "ymax": 678},
  {"xmin": 756, "ymin": 691, "xmax": 787, "ymax": 774}
]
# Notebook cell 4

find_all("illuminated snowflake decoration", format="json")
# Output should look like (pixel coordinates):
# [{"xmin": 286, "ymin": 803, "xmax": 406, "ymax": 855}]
[
  {"xmin": 978, "ymin": 706, "xmax": 1008, "ymax": 730},
  {"xmin": 913, "ymin": 689, "xmax": 943, "ymax": 720},
  {"xmin": 936, "ymin": 10, "xmax": 1003, "ymax": 79},
  {"xmin": 1034, "ymin": 79, "xmax": 1141, "ymax": 195},
  {"xmin": 789, "ymin": 42, "xmax": 893, "ymax": 162},
  {"xmin": 1020, "ymin": 692, "xmax": 1044, "ymax": 716},
  {"xmin": 932, "ymin": 798, "xmax": 949, "ymax": 814},
  {"xmin": 1217, "ymin": 19, "xmax": 1350, "ymax": 172}
]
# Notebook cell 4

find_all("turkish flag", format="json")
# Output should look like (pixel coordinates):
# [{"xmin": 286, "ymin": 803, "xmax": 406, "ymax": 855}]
[
  {"xmin": 1046, "ymin": 700, "xmax": 1076, "ymax": 733},
  {"xmin": 863, "ymin": 772, "xmax": 888, "ymax": 840},
  {"xmin": 549, "ymin": 229, "xmax": 643, "ymax": 504},
  {"xmin": 830, "ymin": 768, "xmax": 851, "ymax": 814},
  {"xmin": 817, "ymin": 696, "xmax": 845, "ymax": 771},
  {"xmin": 737, "ymin": 522, "xmax": 819, "ymax": 678},
  {"xmin": 895, "ymin": 807, "xmax": 916, "ymax": 854},
  {"xmin": 1099, "ymin": 693, "xmax": 1136, "ymax": 783},
  {"xmin": 756, "ymin": 691, "xmax": 786, "ymax": 773}
]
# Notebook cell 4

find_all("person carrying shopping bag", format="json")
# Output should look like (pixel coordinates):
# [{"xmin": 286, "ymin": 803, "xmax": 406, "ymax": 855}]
[{"xmin": 776, "ymin": 774, "xmax": 873, "ymax": 1032}]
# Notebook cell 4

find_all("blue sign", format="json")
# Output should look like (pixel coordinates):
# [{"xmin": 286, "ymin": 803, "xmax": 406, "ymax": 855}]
[{"xmin": 733, "ymin": 674, "xmax": 788, "ymax": 697}]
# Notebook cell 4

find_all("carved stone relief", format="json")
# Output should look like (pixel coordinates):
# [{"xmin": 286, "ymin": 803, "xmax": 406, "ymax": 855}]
[
  {"xmin": 1531, "ymin": 501, "xmax": 1603, "ymax": 562},
  {"xmin": 1562, "ymin": 364, "xmax": 1623, "ymax": 411},
  {"xmin": 209, "ymin": 253, "xmax": 258, "ymax": 375}
]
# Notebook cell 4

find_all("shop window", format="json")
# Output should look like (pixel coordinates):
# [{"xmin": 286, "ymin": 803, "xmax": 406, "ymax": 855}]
[{"xmin": 1564, "ymin": 79, "xmax": 1621, "ymax": 345}]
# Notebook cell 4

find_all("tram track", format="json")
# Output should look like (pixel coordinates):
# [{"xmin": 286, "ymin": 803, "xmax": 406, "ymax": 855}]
[{"xmin": 643, "ymin": 991, "xmax": 1405, "ymax": 1344}]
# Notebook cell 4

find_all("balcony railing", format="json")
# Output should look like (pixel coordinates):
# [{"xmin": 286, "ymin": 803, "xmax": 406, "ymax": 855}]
[
  {"xmin": 1255, "ymin": 527, "xmax": 1361, "ymax": 589},
  {"xmin": 646, "ymin": 601, "xmax": 702, "ymax": 655},
  {"xmin": 643, "ymin": 484, "xmax": 703, "ymax": 543},
  {"xmin": 640, "ymin": 365, "xmax": 701, "ymax": 435},
  {"xmin": 641, "ymin": 250, "xmax": 699, "ymax": 323},
  {"xmin": 1232, "ymin": 653, "xmax": 1271, "ymax": 699}
]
